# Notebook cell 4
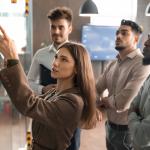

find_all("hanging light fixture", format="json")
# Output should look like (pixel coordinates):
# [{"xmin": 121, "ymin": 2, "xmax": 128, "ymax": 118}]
[
  {"xmin": 145, "ymin": 2, "xmax": 150, "ymax": 16},
  {"xmin": 79, "ymin": 0, "xmax": 98, "ymax": 17},
  {"xmin": 11, "ymin": 0, "xmax": 17, "ymax": 3}
]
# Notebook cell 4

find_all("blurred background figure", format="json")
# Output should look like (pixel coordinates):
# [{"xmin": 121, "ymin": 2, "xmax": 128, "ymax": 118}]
[{"xmin": 128, "ymin": 34, "xmax": 150, "ymax": 150}]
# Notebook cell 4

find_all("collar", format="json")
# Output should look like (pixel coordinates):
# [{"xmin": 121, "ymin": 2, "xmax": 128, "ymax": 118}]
[
  {"xmin": 48, "ymin": 43, "xmax": 57, "ymax": 53},
  {"xmin": 117, "ymin": 48, "xmax": 142, "ymax": 61},
  {"xmin": 48, "ymin": 41, "xmax": 69, "ymax": 53}
]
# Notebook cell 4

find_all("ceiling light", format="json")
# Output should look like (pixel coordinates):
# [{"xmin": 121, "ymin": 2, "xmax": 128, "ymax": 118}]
[
  {"xmin": 79, "ymin": 0, "xmax": 98, "ymax": 17},
  {"xmin": 145, "ymin": 2, "xmax": 150, "ymax": 16}
]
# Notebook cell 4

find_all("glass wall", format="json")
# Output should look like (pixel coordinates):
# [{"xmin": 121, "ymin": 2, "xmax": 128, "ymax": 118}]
[{"xmin": 0, "ymin": 1, "xmax": 30, "ymax": 149}]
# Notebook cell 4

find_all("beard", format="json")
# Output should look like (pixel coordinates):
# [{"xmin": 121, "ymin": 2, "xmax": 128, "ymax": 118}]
[
  {"xmin": 115, "ymin": 46, "xmax": 125, "ymax": 52},
  {"xmin": 143, "ymin": 57, "xmax": 150, "ymax": 65}
]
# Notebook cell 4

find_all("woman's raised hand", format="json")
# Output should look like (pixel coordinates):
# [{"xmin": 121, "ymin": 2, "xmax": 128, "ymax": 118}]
[{"xmin": 0, "ymin": 26, "xmax": 19, "ymax": 60}]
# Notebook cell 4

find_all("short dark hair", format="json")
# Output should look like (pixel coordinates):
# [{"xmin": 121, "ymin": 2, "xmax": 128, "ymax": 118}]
[
  {"xmin": 121, "ymin": 19, "xmax": 143, "ymax": 34},
  {"xmin": 47, "ymin": 6, "xmax": 73, "ymax": 24}
]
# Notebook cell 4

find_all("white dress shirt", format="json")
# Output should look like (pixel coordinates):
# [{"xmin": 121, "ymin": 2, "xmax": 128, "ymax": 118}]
[
  {"xmin": 27, "ymin": 44, "xmax": 57, "ymax": 94},
  {"xmin": 96, "ymin": 49, "xmax": 150, "ymax": 125}
]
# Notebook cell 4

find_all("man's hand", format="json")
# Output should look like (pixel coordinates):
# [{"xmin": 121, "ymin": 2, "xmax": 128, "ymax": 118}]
[
  {"xmin": 96, "ymin": 109, "xmax": 103, "ymax": 122},
  {"xmin": 97, "ymin": 97, "xmax": 111, "ymax": 111},
  {"xmin": 100, "ymin": 97, "xmax": 111, "ymax": 108}
]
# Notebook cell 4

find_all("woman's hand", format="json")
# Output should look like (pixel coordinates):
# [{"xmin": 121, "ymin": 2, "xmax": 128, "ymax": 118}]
[{"xmin": 0, "ymin": 26, "xmax": 19, "ymax": 60}]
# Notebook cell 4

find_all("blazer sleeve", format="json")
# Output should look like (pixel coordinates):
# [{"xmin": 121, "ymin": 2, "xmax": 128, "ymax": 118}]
[{"xmin": 0, "ymin": 63, "xmax": 83, "ymax": 128}]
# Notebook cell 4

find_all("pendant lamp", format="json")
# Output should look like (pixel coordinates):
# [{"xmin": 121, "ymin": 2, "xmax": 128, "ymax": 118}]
[
  {"xmin": 79, "ymin": 0, "xmax": 98, "ymax": 16},
  {"xmin": 145, "ymin": 2, "xmax": 150, "ymax": 16}
]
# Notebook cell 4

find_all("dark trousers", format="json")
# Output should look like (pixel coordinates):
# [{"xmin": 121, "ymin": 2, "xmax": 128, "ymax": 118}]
[
  {"xmin": 66, "ymin": 128, "xmax": 81, "ymax": 150},
  {"xmin": 105, "ymin": 121, "xmax": 133, "ymax": 150}
]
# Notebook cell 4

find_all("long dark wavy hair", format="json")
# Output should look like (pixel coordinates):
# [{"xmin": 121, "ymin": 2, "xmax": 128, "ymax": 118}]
[{"xmin": 58, "ymin": 42, "xmax": 96, "ymax": 127}]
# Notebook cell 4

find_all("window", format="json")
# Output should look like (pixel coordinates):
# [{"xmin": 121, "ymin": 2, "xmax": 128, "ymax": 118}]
[{"xmin": 0, "ymin": 0, "xmax": 26, "ymax": 54}]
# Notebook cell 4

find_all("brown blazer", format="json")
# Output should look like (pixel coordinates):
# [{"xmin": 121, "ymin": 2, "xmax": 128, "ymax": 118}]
[{"xmin": 0, "ymin": 63, "xmax": 84, "ymax": 150}]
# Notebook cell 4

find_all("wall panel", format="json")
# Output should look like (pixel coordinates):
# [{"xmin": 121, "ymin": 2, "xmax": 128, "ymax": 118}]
[{"xmin": 32, "ymin": 0, "xmax": 90, "ymax": 54}]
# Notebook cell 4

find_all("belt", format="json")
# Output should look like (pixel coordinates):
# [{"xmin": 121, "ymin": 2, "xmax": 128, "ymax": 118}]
[{"xmin": 107, "ymin": 121, "xmax": 128, "ymax": 131}]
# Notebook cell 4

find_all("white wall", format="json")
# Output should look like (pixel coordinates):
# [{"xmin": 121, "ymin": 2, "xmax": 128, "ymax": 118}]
[{"xmin": 91, "ymin": 0, "xmax": 137, "ymax": 26}]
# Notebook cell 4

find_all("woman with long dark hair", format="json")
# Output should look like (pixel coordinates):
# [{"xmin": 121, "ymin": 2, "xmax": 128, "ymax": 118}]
[{"xmin": 0, "ymin": 26, "xmax": 100, "ymax": 150}]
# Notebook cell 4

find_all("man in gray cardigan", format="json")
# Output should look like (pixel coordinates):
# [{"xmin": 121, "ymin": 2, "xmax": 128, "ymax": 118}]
[{"xmin": 128, "ymin": 34, "xmax": 150, "ymax": 150}]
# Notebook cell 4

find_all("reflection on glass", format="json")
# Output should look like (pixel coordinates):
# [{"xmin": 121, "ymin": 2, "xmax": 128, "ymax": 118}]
[{"xmin": 0, "ymin": 1, "xmax": 30, "ymax": 150}]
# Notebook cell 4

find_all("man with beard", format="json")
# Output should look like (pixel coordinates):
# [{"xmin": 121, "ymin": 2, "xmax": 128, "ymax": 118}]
[
  {"xmin": 28, "ymin": 6, "xmax": 73, "ymax": 94},
  {"xmin": 96, "ymin": 20, "xmax": 150, "ymax": 150},
  {"xmin": 27, "ymin": 7, "xmax": 81, "ymax": 150},
  {"xmin": 128, "ymin": 34, "xmax": 150, "ymax": 150}
]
